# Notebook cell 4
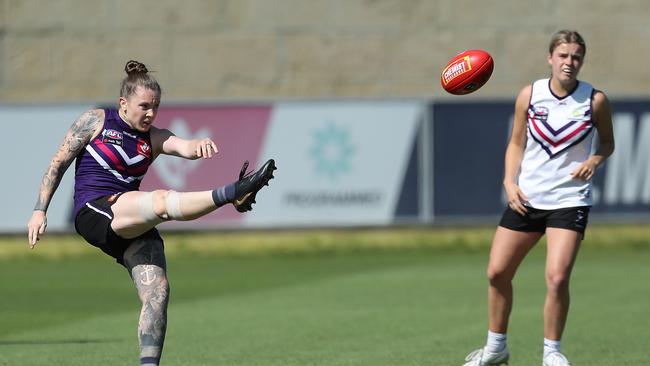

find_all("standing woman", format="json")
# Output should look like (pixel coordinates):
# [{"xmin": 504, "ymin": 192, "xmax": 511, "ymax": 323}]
[
  {"xmin": 463, "ymin": 30, "xmax": 614, "ymax": 366},
  {"xmin": 27, "ymin": 60, "xmax": 277, "ymax": 366}
]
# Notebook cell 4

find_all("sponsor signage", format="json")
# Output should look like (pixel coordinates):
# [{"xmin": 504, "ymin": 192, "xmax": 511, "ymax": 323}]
[
  {"xmin": 0, "ymin": 104, "xmax": 93, "ymax": 232},
  {"xmin": 598, "ymin": 102, "xmax": 650, "ymax": 213},
  {"xmin": 3, "ymin": 99, "xmax": 650, "ymax": 233},
  {"xmin": 245, "ymin": 102, "xmax": 423, "ymax": 227},
  {"xmin": 431, "ymin": 101, "xmax": 650, "ymax": 221},
  {"xmin": 140, "ymin": 105, "xmax": 271, "ymax": 227}
]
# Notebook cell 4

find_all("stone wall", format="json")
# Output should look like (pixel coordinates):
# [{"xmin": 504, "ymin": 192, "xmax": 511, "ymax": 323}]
[{"xmin": 1, "ymin": 0, "xmax": 649, "ymax": 103}]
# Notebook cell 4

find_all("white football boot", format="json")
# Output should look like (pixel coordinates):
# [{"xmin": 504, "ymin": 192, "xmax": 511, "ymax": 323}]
[
  {"xmin": 463, "ymin": 346, "xmax": 509, "ymax": 366},
  {"xmin": 543, "ymin": 352, "xmax": 571, "ymax": 366}
]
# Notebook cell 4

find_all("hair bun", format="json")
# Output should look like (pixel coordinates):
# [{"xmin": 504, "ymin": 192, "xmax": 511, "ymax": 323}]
[{"xmin": 125, "ymin": 60, "xmax": 148, "ymax": 75}]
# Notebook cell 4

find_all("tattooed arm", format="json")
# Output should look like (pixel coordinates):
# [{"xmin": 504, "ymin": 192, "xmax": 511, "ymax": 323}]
[{"xmin": 27, "ymin": 109, "xmax": 104, "ymax": 248}]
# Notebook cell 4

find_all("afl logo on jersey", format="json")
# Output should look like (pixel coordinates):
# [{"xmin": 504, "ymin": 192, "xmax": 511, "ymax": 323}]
[
  {"xmin": 102, "ymin": 129, "xmax": 123, "ymax": 146},
  {"xmin": 531, "ymin": 106, "xmax": 549, "ymax": 122},
  {"xmin": 137, "ymin": 139, "xmax": 151, "ymax": 158}
]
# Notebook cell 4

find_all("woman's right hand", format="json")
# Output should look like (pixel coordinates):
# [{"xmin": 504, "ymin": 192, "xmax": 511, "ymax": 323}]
[
  {"xmin": 504, "ymin": 181, "xmax": 529, "ymax": 215},
  {"xmin": 27, "ymin": 210, "xmax": 48, "ymax": 249}
]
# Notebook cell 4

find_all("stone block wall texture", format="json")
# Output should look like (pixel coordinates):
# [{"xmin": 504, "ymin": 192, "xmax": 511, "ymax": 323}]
[{"xmin": 1, "ymin": 0, "xmax": 649, "ymax": 103}]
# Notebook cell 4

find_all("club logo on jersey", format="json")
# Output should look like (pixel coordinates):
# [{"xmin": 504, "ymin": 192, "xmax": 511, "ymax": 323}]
[
  {"xmin": 571, "ymin": 107, "xmax": 587, "ymax": 118},
  {"xmin": 530, "ymin": 106, "xmax": 549, "ymax": 122},
  {"xmin": 137, "ymin": 139, "xmax": 151, "ymax": 158},
  {"xmin": 102, "ymin": 129, "xmax": 123, "ymax": 146}
]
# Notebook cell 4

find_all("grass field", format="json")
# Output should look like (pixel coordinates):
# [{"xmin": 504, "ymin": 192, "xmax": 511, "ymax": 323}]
[{"xmin": 0, "ymin": 225, "xmax": 648, "ymax": 365}]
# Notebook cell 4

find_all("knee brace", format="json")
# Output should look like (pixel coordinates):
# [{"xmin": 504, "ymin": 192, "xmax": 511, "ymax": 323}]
[
  {"xmin": 138, "ymin": 190, "xmax": 185, "ymax": 222},
  {"xmin": 138, "ymin": 190, "xmax": 184, "ymax": 223},
  {"xmin": 138, "ymin": 192, "xmax": 165, "ymax": 224},
  {"xmin": 164, "ymin": 190, "xmax": 184, "ymax": 220}
]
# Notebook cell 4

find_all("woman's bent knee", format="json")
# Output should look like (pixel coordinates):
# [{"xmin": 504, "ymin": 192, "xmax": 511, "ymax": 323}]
[
  {"xmin": 136, "ymin": 191, "xmax": 166, "ymax": 224},
  {"xmin": 546, "ymin": 272, "xmax": 571, "ymax": 292},
  {"xmin": 132, "ymin": 264, "xmax": 170, "ymax": 302},
  {"xmin": 149, "ymin": 190, "xmax": 184, "ymax": 221},
  {"xmin": 487, "ymin": 267, "xmax": 513, "ymax": 287}
]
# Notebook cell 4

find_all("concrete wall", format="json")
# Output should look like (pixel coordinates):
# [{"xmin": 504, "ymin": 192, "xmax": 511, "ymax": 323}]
[{"xmin": 1, "ymin": 0, "xmax": 649, "ymax": 103}]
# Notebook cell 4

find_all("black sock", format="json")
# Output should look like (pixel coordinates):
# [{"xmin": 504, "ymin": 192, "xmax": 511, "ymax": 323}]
[
  {"xmin": 211, "ymin": 183, "xmax": 236, "ymax": 206},
  {"xmin": 140, "ymin": 356, "xmax": 159, "ymax": 366}
]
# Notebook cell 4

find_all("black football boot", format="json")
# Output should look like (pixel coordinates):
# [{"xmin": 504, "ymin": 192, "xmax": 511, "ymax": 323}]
[{"xmin": 233, "ymin": 159, "xmax": 277, "ymax": 212}]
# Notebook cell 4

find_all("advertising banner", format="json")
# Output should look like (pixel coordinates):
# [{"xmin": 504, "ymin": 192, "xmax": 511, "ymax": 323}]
[
  {"xmin": 3, "ymin": 99, "xmax": 650, "ymax": 233},
  {"xmin": 1, "ymin": 105, "xmax": 93, "ymax": 232},
  {"xmin": 597, "ymin": 101, "xmax": 650, "ymax": 216},
  {"xmin": 431, "ymin": 102, "xmax": 511, "ymax": 221},
  {"xmin": 144, "ymin": 102, "xmax": 423, "ymax": 228},
  {"xmin": 430, "ymin": 100, "xmax": 650, "ymax": 222},
  {"xmin": 245, "ymin": 102, "xmax": 423, "ymax": 227},
  {"xmin": 139, "ymin": 105, "xmax": 272, "ymax": 228}
]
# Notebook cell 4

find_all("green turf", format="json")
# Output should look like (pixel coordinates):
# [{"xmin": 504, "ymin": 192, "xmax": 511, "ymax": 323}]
[{"xmin": 0, "ymin": 228, "xmax": 649, "ymax": 365}]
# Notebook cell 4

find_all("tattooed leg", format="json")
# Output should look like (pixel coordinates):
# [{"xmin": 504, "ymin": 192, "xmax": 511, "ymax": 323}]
[{"xmin": 132, "ymin": 264, "xmax": 169, "ymax": 366}]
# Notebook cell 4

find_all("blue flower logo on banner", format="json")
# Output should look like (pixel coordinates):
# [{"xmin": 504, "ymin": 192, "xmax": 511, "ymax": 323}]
[{"xmin": 309, "ymin": 122, "xmax": 355, "ymax": 180}]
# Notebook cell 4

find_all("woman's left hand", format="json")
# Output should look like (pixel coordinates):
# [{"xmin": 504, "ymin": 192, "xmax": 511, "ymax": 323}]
[
  {"xmin": 571, "ymin": 160, "xmax": 597, "ymax": 181},
  {"xmin": 195, "ymin": 138, "xmax": 219, "ymax": 159}
]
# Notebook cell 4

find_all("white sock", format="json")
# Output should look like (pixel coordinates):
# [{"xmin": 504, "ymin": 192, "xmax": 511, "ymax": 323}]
[
  {"xmin": 486, "ymin": 330, "xmax": 507, "ymax": 352},
  {"xmin": 544, "ymin": 338, "xmax": 561, "ymax": 356}
]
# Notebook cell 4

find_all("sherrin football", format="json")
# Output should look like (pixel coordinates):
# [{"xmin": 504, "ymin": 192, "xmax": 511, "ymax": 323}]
[{"xmin": 440, "ymin": 49, "xmax": 494, "ymax": 95}]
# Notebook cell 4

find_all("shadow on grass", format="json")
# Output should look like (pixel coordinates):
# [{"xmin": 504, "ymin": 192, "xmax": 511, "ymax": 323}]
[{"xmin": 0, "ymin": 338, "xmax": 123, "ymax": 346}]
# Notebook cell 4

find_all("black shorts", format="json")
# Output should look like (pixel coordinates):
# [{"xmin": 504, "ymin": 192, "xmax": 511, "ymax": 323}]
[
  {"xmin": 498, "ymin": 205, "xmax": 590, "ymax": 235},
  {"xmin": 75, "ymin": 194, "xmax": 166, "ymax": 270}
]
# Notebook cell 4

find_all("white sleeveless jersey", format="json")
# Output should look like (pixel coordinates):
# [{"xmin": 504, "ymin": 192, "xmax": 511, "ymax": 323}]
[{"xmin": 518, "ymin": 78, "xmax": 596, "ymax": 209}]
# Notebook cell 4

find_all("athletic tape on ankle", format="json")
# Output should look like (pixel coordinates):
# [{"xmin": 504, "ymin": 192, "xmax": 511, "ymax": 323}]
[
  {"xmin": 138, "ymin": 192, "xmax": 165, "ymax": 224},
  {"xmin": 165, "ymin": 191, "xmax": 184, "ymax": 220}
]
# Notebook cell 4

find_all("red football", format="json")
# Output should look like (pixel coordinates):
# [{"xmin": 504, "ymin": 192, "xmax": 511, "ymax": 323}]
[{"xmin": 440, "ymin": 49, "xmax": 494, "ymax": 95}]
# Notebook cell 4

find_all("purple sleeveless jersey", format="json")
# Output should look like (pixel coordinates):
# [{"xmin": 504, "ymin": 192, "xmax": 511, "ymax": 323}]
[{"xmin": 73, "ymin": 108, "xmax": 153, "ymax": 216}]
